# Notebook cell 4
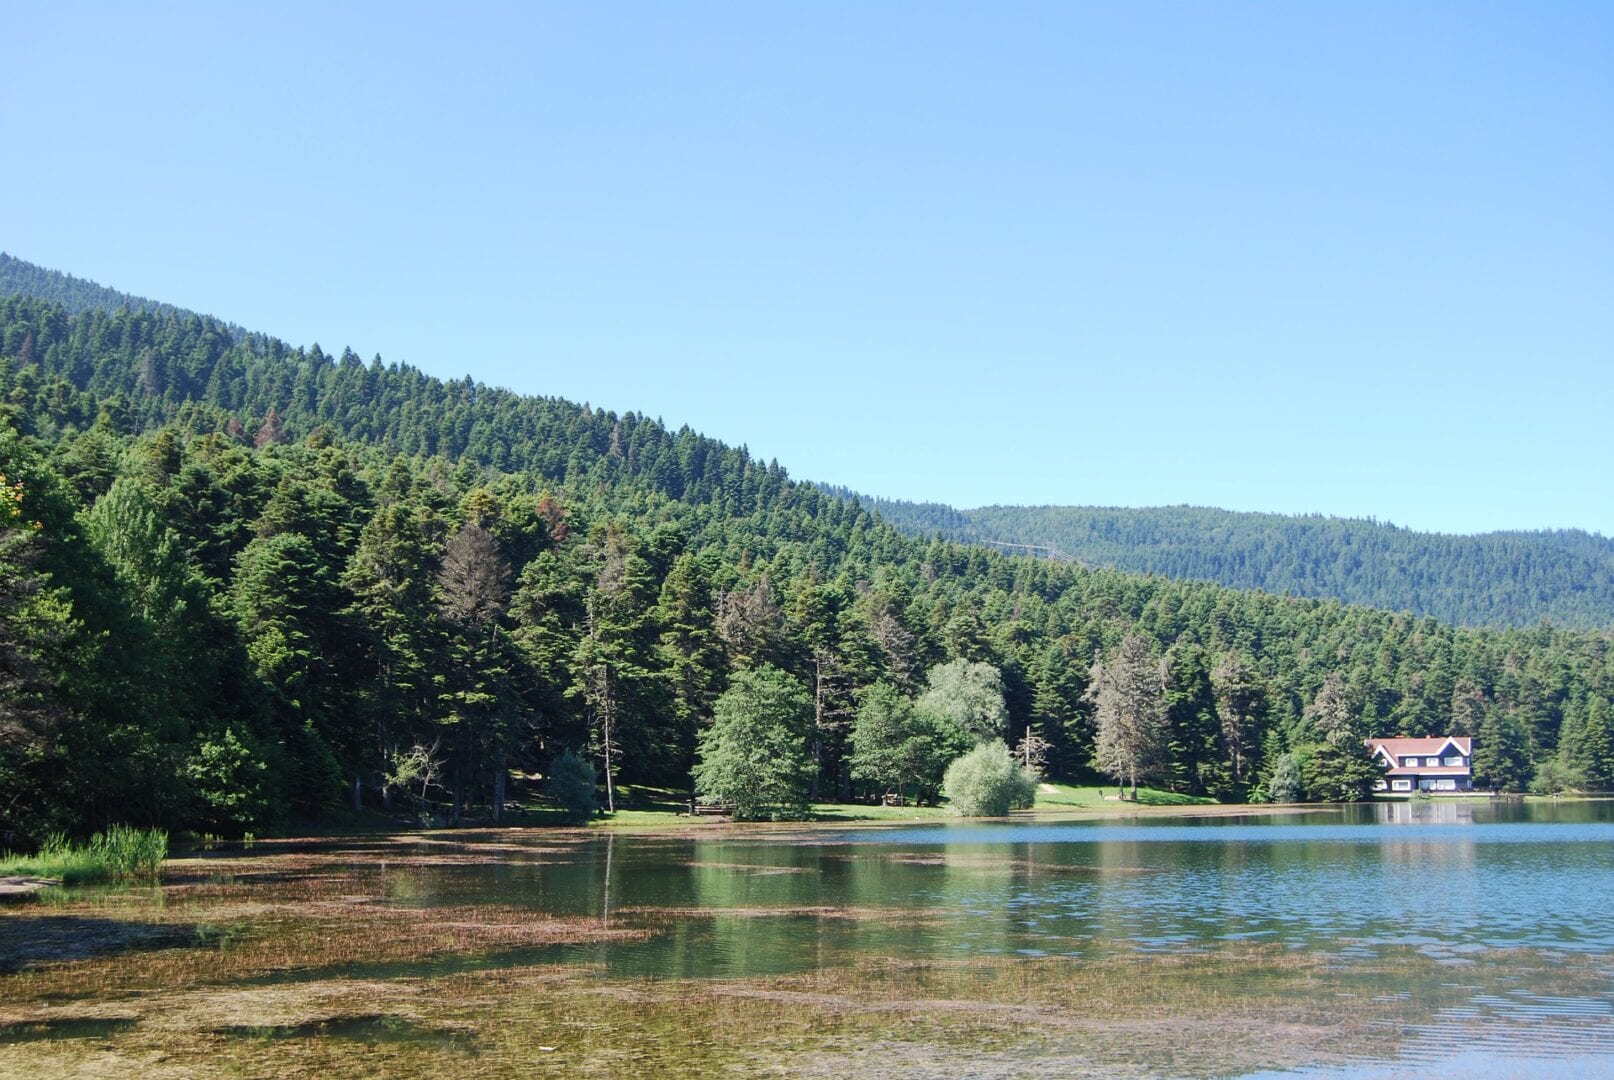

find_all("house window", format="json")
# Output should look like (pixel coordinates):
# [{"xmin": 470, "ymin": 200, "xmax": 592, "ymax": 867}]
[
  {"xmin": 1391, "ymin": 779, "xmax": 1413, "ymax": 792},
  {"xmin": 1402, "ymin": 757, "xmax": 1418, "ymax": 767},
  {"xmin": 1431, "ymin": 779, "xmax": 1456, "ymax": 791},
  {"xmin": 1444, "ymin": 756, "xmax": 1465, "ymax": 767},
  {"xmin": 1426, "ymin": 757, "xmax": 1441, "ymax": 767}
]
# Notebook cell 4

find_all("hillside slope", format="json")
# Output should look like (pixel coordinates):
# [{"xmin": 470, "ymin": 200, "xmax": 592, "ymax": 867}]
[
  {"xmin": 1, "ymin": 255, "xmax": 1610, "ymax": 840},
  {"xmin": 0, "ymin": 251, "xmax": 243, "ymax": 334},
  {"xmin": 862, "ymin": 498, "xmax": 1614, "ymax": 630}
]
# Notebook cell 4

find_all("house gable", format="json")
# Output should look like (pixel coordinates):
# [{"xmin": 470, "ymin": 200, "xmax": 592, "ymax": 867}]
[{"xmin": 1364, "ymin": 735, "xmax": 1474, "ymax": 793}]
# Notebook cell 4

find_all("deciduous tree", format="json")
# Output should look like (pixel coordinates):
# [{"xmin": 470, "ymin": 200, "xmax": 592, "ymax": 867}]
[{"xmin": 693, "ymin": 665, "xmax": 813, "ymax": 820}]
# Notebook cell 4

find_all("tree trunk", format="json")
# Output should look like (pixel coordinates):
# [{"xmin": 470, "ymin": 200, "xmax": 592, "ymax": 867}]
[
  {"xmin": 492, "ymin": 750, "xmax": 506, "ymax": 824},
  {"xmin": 809, "ymin": 657, "xmax": 825, "ymax": 801},
  {"xmin": 603, "ymin": 728, "xmax": 616, "ymax": 813}
]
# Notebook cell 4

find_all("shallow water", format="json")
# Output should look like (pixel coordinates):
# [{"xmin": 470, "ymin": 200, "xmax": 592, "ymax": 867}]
[
  {"xmin": 324, "ymin": 800, "xmax": 1614, "ymax": 971},
  {"xmin": 5, "ymin": 799, "xmax": 1613, "ymax": 1077}
]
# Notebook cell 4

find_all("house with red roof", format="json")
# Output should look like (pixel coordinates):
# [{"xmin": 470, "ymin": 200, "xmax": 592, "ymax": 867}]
[{"xmin": 1365, "ymin": 736, "xmax": 1473, "ymax": 794}]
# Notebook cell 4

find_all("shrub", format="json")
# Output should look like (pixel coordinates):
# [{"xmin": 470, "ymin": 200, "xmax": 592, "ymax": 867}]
[
  {"xmin": 184, "ymin": 727, "xmax": 273, "ymax": 836},
  {"xmin": 1531, "ymin": 757, "xmax": 1586, "ymax": 795},
  {"xmin": 942, "ymin": 740, "xmax": 1038, "ymax": 817},
  {"xmin": 1264, "ymin": 751, "xmax": 1305, "ymax": 803},
  {"xmin": 545, "ymin": 749, "xmax": 600, "ymax": 823}
]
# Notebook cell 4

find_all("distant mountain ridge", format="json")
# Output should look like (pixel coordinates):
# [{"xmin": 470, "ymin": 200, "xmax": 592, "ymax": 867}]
[{"xmin": 852, "ymin": 498, "xmax": 1614, "ymax": 631}]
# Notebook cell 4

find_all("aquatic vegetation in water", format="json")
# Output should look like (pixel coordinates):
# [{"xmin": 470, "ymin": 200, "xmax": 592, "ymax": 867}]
[
  {"xmin": 3, "ymin": 938, "xmax": 1608, "ymax": 1078},
  {"xmin": 2, "ymin": 822, "xmax": 1612, "ymax": 1077}
]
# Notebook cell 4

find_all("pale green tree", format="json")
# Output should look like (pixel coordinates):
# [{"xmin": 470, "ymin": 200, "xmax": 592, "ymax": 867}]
[
  {"xmin": 693, "ymin": 665, "xmax": 814, "ymax": 820},
  {"xmin": 916, "ymin": 658, "xmax": 1009, "ymax": 743},
  {"xmin": 942, "ymin": 739, "xmax": 1037, "ymax": 817}
]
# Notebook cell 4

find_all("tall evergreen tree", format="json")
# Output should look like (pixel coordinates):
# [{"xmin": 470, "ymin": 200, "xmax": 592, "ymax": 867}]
[
  {"xmin": 1087, "ymin": 634, "xmax": 1168, "ymax": 798},
  {"xmin": 1211, "ymin": 651, "xmax": 1266, "ymax": 792},
  {"xmin": 437, "ymin": 519, "xmax": 516, "ymax": 821}
]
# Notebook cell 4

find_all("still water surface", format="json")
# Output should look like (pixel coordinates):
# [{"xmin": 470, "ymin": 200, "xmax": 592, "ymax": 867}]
[
  {"xmin": 370, "ymin": 800, "xmax": 1614, "ymax": 970},
  {"xmin": 223, "ymin": 800, "xmax": 1614, "ymax": 1076}
]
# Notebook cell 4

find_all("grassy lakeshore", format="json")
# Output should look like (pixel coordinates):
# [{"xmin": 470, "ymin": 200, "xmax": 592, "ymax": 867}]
[
  {"xmin": 0, "ymin": 828, "xmax": 167, "ymax": 888},
  {"xmin": 516, "ymin": 781, "xmax": 1219, "ymax": 831}
]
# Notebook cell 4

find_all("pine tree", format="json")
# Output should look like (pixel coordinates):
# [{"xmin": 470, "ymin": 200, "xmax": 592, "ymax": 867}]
[
  {"xmin": 437, "ymin": 520, "xmax": 516, "ymax": 822},
  {"xmin": 1212, "ymin": 652, "xmax": 1266, "ymax": 790},
  {"xmin": 340, "ymin": 501, "xmax": 441, "ymax": 803},
  {"xmin": 652, "ymin": 552, "xmax": 725, "ymax": 772},
  {"xmin": 1163, "ymin": 643, "xmax": 1223, "ymax": 795},
  {"xmin": 1087, "ymin": 634, "xmax": 1168, "ymax": 798},
  {"xmin": 1563, "ymin": 695, "xmax": 1614, "ymax": 790},
  {"xmin": 1473, "ymin": 708, "xmax": 1533, "ymax": 792}
]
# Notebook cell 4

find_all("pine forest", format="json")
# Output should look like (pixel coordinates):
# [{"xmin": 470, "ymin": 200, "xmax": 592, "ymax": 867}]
[{"xmin": 2, "ymin": 257, "xmax": 1612, "ymax": 840}]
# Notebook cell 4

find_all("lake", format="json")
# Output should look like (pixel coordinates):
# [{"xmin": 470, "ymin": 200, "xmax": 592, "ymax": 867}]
[{"xmin": 2, "ymin": 799, "xmax": 1611, "ymax": 1077}]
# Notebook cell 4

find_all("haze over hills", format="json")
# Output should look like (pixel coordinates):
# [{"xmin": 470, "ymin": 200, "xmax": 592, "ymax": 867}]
[
  {"xmin": 1, "ymin": 253, "xmax": 1611, "ymax": 838},
  {"xmin": 858, "ymin": 499, "xmax": 1614, "ymax": 631}
]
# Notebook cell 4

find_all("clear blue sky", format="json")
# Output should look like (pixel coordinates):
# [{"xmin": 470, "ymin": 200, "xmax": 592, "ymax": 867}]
[{"xmin": 3, "ymin": 2, "xmax": 1610, "ymax": 534}]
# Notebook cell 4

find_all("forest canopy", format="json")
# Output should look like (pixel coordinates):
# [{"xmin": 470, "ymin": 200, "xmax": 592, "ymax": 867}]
[
  {"xmin": 1, "ymin": 257, "xmax": 1610, "ymax": 839},
  {"xmin": 856, "ymin": 498, "xmax": 1614, "ymax": 631}
]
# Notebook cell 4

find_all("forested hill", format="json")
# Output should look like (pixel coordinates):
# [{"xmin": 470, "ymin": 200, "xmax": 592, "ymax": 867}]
[
  {"xmin": 0, "ymin": 252, "xmax": 244, "ymax": 336},
  {"xmin": 1, "ymin": 258, "xmax": 1611, "ymax": 842},
  {"xmin": 859, "ymin": 498, "xmax": 1614, "ymax": 631}
]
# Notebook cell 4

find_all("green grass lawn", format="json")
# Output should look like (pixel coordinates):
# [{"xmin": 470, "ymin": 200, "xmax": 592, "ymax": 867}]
[
  {"xmin": 508, "ymin": 780, "xmax": 1217, "ymax": 828},
  {"xmin": 1031, "ymin": 782, "xmax": 1218, "ymax": 810}
]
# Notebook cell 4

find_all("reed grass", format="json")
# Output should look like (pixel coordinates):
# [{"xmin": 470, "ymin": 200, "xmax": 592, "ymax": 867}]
[{"xmin": 0, "ymin": 826, "xmax": 167, "ymax": 885}]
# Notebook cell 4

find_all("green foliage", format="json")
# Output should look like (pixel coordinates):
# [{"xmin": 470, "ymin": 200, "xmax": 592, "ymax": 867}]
[
  {"xmin": 545, "ymin": 748, "xmax": 599, "ymax": 823},
  {"xmin": 1558, "ymin": 696, "xmax": 1614, "ymax": 790},
  {"xmin": 694, "ymin": 665, "xmax": 814, "ymax": 820},
  {"xmin": 1473, "ymin": 709, "xmax": 1533, "ymax": 792},
  {"xmin": 941, "ymin": 739, "xmax": 1038, "ymax": 817},
  {"xmin": 0, "ymin": 259, "xmax": 1610, "ymax": 841},
  {"xmin": 916, "ymin": 658, "xmax": 1009, "ymax": 743},
  {"xmin": 1530, "ymin": 757, "xmax": 1586, "ymax": 796},
  {"xmin": 1089, "ymin": 634, "xmax": 1169, "ymax": 796},
  {"xmin": 1264, "ymin": 752, "xmax": 1305, "ymax": 803},
  {"xmin": 183, "ymin": 727, "xmax": 273, "ymax": 835},
  {"xmin": 847, "ymin": 682, "xmax": 966, "ymax": 803},
  {"xmin": 0, "ymin": 252, "xmax": 236, "ymax": 328},
  {"xmin": 1300, "ymin": 741, "xmax": 1384, "ymax": 803},
  {"xmin": 1163, "ymin": 643, "xmax": 1225, "ymax": 796},
  {"xmin": 0, "ymin": 825, "xmax": 167, "ymax": 885},
  {"xmin": 867, "ymin": 498, "xmax": 1614, "ymax": 631},
  {"xmin": 382, "ymin": 742, "xmax": 446, "ymax": 821}
]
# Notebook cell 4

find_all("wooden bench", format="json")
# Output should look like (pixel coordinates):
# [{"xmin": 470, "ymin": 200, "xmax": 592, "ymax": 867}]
[{"xmin": 689, "ymin": 801, "xmax": 734, "ymax": 816}]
